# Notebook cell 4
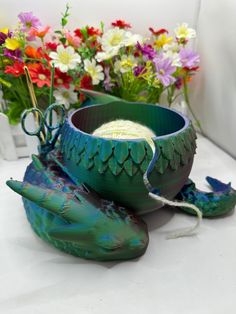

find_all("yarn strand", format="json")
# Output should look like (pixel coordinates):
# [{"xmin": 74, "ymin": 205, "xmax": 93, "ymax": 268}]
[{"xmin": 148, "ymin": 192, "xmax": 202, "ymax": 239}]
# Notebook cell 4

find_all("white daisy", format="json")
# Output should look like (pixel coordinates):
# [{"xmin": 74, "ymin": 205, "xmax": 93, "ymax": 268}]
[
  {"xmin": 53, "ymin": 85, "xmax": 78, "ymax": 109},
  {"xmin": 49, "ymin": 45, "xmax": 81, "ymax": 73},
  {"xmin": 175, "ymin": 23, "xmax": 196, "ymax": 40},
  {"xmin": 163, "ymin": 51, "xmax": 181, "ymax": 67},
  {"xmin": 95, "ymin": 50, "xmax": 118, "ymax": 62},
  {"xmin": 99, "ymin": 27, "xmax": 127, "ymax": 54},
  {"xmin": 84, "ymin": 59, "xmax": 104, "ymax": 85},
  {"xmin": 114, "ymin": 55, "xmax": 137, "ymax": 73},
  {"xmin": 163, "ymin": 43, "xmax": 181, "ymax": 67},
  {"xmin": 124, "ymin": 32, "xmax": 143, "ymax": 47}
]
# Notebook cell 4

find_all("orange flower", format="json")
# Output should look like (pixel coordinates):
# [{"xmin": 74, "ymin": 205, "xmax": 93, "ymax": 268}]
[
  {"xmin": 25, "ymin": 46, "xmax": 42, "ymax": 59},
  {"xmin": 29, "ymin": 25, "xmax": 51, "ymax": 39}
]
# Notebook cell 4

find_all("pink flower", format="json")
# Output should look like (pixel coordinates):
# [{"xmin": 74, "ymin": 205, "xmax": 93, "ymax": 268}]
[{"xmin": 64, "ymin": 30, "xmax": 81, "ymax": 48}]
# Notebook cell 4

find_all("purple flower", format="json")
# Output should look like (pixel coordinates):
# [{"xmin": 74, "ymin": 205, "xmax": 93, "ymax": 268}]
[
  {"xmin": 0, "ymin": 32, "xmax": 7, "ymax": 45},
  {"xmin": 4, "ymin": 48, "xmax": 22, "ymax": 61},
  {"xmin": 133, "ymin": 65, "xmax": 146, "ymax": 76},
  {"xmin": 0, "ymin": 30, "xmax": 12, "ymax": 45},
  {"xmin": 103, "ymin": 66, "xmax": 114, "ymax": 91},
  {"xmin": 18, "ymin": 12, "xmax": 41, "ymax": 31},
  {"xmin": 179, "ymin": 48, "xmax": 200, "ymax": 69},
  {"xmin": 153, "ymin": 56, "xmax": 176, "ymax": 86},
  {"xmin": 136, "ymin": 42, "xmax": 157, "ymax": 60}
]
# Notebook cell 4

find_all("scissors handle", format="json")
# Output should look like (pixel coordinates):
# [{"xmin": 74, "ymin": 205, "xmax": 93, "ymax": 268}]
[
  {"xmin": 44, "ymin": 103, "xmax": 66, "ymax": 131},
  {"xmin": 21, "ymin": 108, "xmax": 45, "ymax": 139}
]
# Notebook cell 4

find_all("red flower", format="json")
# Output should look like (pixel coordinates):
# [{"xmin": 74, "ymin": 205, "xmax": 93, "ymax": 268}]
[
  {"xmin": 111, "ymin": 20, "xmax": 131, "ymax": 29},
  {"xmin": 74, "ymin": 28, "xmax": 84, "ymax": 39},
  {"xmin": 4, "ymin": 62, "xmax": 25, "ymax": 77},
  {"xmin": 28, "ymin": 63, "xmax": 51, "ymax": 88},
  {"xmin": 79, "ymin": 75, "xmax": 93, "ymax": 102},
  {"xmin": 74, "ymin": 26, "xmax": 102, "ymax": 40},
  {"xmin": 88, "ymin": 39, "xmax": 101, "ymax": 50},
  {"xmin": 184, "ymin": 66, "xmax": 200, "ymax": 72},
  {"xmin": 54, "ymin": 69, "xmax": 73, "ymax": 89},
  {"xmin": 87, "ymin": 26, "xmax": 102, "ymax": 37},
  {"xmin": 149, "ymin": 27, "xmax": 168, "ymax": 36},
  {"xmin": 175, "ymin": 77, "xmax": 183, "ymax": 89},
  {"xmin": 45, "ymin": 42, "xmax": 59, "ymax": 51},
  {"xmin": 80, "ymin": 74, "xmax": 92, "ymax": 90}
]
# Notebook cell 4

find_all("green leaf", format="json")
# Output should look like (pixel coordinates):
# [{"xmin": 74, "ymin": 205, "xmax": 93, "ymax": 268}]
[
  {"xmin": 155, "ymin": 155, "xmax": 169, "ymax": 174},
  {"xmin": 123, "ymin": 159, "xmax": 133, "ymax": 177},
  {"xmin": 54, "ymin": 30, "xmax": 62, "ymax": 35},
  {"xmin": 94, "ymin": 155, "xmax": 108, "ymax": 174},
  {"xmin": 81, "ymin": 28, "xmax": 88, "ymax": 40},
  {"xmin": 61, "ymin": 18, "xmax": 67, "ymax": 27},
  {"xmin": 108, "ymin": 158, "xmax": 122, "ymax": 176},
  {"xmin": 169, "ymin": 153, "xmax": 181, "ymax": 170},
  {"xmin": 5, "ymin": 101, "xmax": 24, "ymax": 125},
  {"xmin": 158, "ymin": 139, "xmax": 175, "ymax": 160},
  {"xmin": 76, "ymin": 134, "xmax": 87, "ymax": 154},
  {"xmin": 114, "ymin": 141, "xmax": 129, "ymax": 164},
  {"xmin": 59, "ymin": 38, "xmax": 66, "ymax": 45},
  {"xmin": 99, "ymin": 140, "xmax": 113, "ymax": 162},
  {"xmin": 140, "ymin": 158, "xmax": 151, "ymax": 174},
  {"xmin": 71, "ymin": 146, "xmax": 81, "ymax": 165},
  {"xmin": 183, "ymin": 131, "xmax": 192, "ymax": 152},
  {"xmin": 172, "ymin": 136, "xmax": 184, "ymax": 156},
  {"xmin": 100, "ymin": 21, "xmax": 104, "ymax": 33},
  {"xmin": 82, "ymin": 156, "xmax": 94, "ymax": 170},
  {"xmin": 86, "ymin": 137, "xmax": 98, "ymax": 158},
  {"xmin": 60, "ymin": 3, "xmax": 70, "ymax": 28},
  {"xmin": 130, "ymin": 141, "xmax": 146, "ymax": 164}
]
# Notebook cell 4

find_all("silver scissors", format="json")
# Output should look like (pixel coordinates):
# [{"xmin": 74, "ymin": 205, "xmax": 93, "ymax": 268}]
[{"xmin": 21, "ymin": 103, "xmax": 66, "ymax": 155}]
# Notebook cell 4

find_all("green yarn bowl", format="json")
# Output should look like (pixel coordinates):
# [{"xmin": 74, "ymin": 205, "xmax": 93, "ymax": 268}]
[{"xmin": 60, "ymin": 101, "xmax": 197, "ymax": 215}]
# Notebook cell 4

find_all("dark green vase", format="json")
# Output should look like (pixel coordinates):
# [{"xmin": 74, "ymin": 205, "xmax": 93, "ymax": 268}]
[{"xmin": 60, "ymin": 101, "xmax": 197, "ymax": 214}]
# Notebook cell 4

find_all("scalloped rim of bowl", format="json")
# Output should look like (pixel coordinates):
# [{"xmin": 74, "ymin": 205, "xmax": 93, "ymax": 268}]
[{"xmin": 68, "ymin": 102, "xmax": 190, "ymax": 143}]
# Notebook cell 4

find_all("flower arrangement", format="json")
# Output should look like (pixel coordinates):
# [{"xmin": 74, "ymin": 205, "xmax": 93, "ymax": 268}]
[{"xmin": 0, "ymin": 4, "xmax": 200, "ymax": 128}]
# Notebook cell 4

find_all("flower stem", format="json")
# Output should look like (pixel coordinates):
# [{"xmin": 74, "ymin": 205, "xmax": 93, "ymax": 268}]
[
  {"xmin": 183, "ymin": 79, "xmax": 204, "ymax": 134},
  {"xmin": 49, "ymin": 64, "xmax": 55, "ymax": 106}
]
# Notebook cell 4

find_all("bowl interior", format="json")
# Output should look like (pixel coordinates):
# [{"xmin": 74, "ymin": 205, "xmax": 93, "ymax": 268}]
[{"xmin": 70, "ymin": 101, "xmax": 186, "ymax": 137}]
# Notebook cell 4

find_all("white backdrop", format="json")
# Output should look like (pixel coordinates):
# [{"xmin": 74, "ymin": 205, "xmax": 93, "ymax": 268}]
[
  {"xmin": 192, "ymin": 0, "xmax": 236, "ymax": 158},
  {"xmin": 0, "ymin": 0, "xmax": 200, "ymax": 33},
  {"xmin": 0, "ymin": 0, "xmax": 235, "ymax": 157}
]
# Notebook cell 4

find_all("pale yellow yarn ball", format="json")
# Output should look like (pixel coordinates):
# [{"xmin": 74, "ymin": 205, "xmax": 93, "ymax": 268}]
[{"xmin": 92, "ymin": 119, "xmax": 156, "ymax": 150}]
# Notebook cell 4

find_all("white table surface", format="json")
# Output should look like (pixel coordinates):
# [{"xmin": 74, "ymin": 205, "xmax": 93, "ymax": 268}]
[{"xmin": 0, "ymin": 134, "xmax": 236, "ymax": 314}]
